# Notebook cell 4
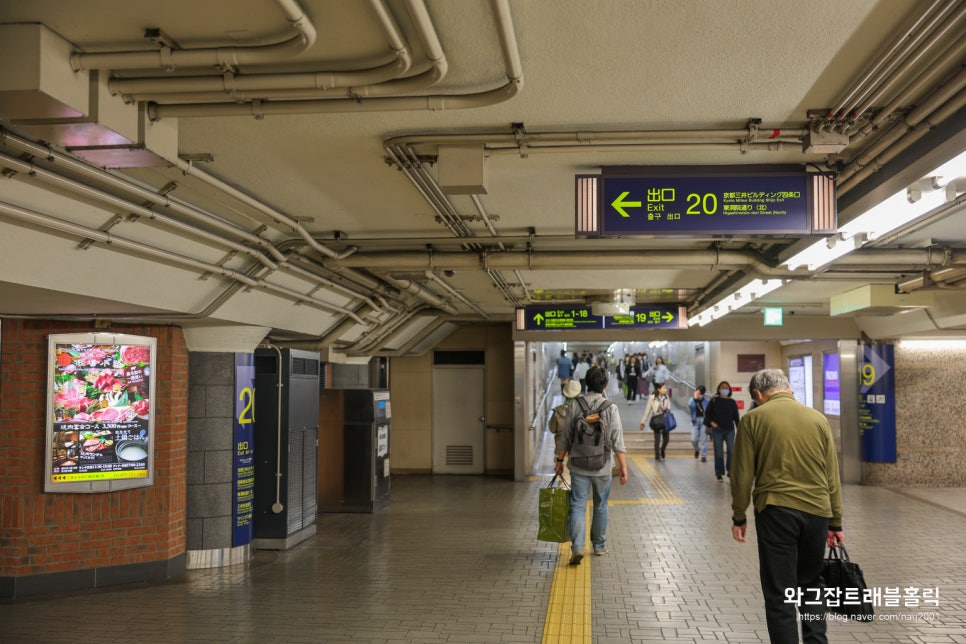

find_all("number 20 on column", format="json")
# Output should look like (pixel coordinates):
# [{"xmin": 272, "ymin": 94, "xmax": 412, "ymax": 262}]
[{"xmin": 238, "ymin": 387, "xmax": 255, "ymax": 424}]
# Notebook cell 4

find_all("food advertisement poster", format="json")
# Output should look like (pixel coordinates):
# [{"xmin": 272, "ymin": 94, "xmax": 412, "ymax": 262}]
[{"xmin": 45, "ymin": 333, "xmax": 156, "ymax": 493}]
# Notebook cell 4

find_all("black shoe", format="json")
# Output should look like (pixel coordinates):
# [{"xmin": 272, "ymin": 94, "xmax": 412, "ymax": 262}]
[
  {"xmin": 569, "ymin": 552, "xmax": 583, "ymax": 566},
  {"xmin": 661, "ymin": 449, "xmax": 666, "ymax": 459},
  {"xmin": 694, "ymin": 450, "xmax": 699, "ymax": 459},
  {"xmin": 716, "ymin": 476, "xmax": 723, "ymax": 481},
  {"xmin": 701, "ymin": 457, "xmax": 707, "ymax": 463}
]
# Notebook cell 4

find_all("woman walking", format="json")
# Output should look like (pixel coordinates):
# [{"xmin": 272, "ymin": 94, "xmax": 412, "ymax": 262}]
[
  {"xmin": 639, "ymin": 382, "xmax": 671, "ymax": 461},
  {"xmin": 703, "ymin": 380, "xmax": 740, "ymax": 481}
]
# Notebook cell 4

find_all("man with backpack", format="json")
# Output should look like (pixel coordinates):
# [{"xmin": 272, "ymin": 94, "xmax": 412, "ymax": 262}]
[{"xmin": 554, "ymin": 366, "xmax": 628, "ymax": 565}]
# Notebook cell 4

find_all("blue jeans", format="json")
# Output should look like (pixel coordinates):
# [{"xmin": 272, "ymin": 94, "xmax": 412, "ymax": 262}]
[
  {"xmin": 711, "ymin": 428, "xmax": 734, "ymax": 477},
  {"xmin": 691, "ymin": 419, "xmax": 708, "ymax": 457},
  {"xmin": 568, "ymin": 472, "xmax": 612, "ymax": 554}
]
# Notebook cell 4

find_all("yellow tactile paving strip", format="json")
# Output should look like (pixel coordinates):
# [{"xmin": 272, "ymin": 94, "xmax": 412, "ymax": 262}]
[
  {"xmin": 616, "ymin": 454, "xmax": 685, "ymax": 505},
  {"xmin": 542, "ymin": 456, "xmax": 684, "ymax": 643},
  {"xmin": 542, "ymin": 506, "xmax": 592, "ymax": 643}
]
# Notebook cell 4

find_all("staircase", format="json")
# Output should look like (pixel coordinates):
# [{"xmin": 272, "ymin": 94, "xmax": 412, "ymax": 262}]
[{"xmin": 621, "ymin": 406, "xmax": 698, "ymax": 456}]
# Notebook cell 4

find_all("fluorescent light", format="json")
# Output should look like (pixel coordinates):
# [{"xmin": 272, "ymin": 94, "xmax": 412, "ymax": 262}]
[
  {"xmin": 900, "ymin": 339, "xmax": 966, "ymax": 349},
  {"xmin": 784, "ymin": 233, "xmax": 864, "ymax": 271},
  {"xmin": 782, "ymin": 149, "xmax": 966, "ymax": 271},
  {"xmin": 687, "ymin": 279, "xmax": 786, "ymax": 327}
]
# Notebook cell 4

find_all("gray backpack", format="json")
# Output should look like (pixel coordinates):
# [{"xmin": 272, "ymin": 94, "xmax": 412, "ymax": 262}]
[{"xmin": 568, "ymin": 396, "xmax": 614, "ymax": 470}]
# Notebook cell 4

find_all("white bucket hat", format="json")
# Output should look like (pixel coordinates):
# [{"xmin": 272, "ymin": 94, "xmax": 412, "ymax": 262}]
[{"xmin": 563, "ymin": 380, "xmax": 582, "ymax": 398}]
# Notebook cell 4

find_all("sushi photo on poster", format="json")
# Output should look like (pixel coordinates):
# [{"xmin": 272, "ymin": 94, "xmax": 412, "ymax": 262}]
[{"xmin": 45, "ymin": 333, "xmax": 157, "ymax": 493}]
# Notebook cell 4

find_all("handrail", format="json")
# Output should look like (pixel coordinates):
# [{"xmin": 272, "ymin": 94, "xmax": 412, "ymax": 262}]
[
  {"xmin": 529, "ymin": 366, "xmax": 558, "ymax": 430},
  {"xmin": 668, "ymin": 371, "xmax": 696, "ymax": 393}
]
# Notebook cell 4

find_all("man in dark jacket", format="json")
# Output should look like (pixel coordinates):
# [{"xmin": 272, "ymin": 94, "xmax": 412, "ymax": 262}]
[{"xmin": 731, "ymin": 368, "xmax": 845, "ymax": 644}]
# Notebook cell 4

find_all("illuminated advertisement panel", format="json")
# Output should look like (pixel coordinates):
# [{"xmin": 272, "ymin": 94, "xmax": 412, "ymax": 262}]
[{"xmin": 45, "ymin": 333, "xmax": 157, "ymax": 493}]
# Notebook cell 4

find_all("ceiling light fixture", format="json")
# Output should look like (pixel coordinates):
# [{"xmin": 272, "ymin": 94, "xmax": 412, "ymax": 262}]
[
  {"xmin": 688, "ymin": 279, "xmax": 786, "ymax": 327},
  {"xmin": 688, "ymin": 150, "xmax": 966, "ymax": 329}
]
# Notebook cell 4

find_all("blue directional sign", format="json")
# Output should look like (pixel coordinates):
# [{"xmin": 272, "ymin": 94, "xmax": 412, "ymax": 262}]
[
  {"xmin": 518, "ymin": 305, "xmax": 686, "ymax": 331},
  {"xmin": 604, "ymin": 174, "xmax": 809, "ymax": 234},
  {"xmin": 575, "ymin": 167, "xmax": 836, "ymax": 237}
]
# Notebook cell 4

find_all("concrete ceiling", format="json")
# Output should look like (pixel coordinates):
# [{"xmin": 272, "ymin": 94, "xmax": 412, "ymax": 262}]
[{"xmin": 0, "ymin": 0, "xmax": 964, "ymax": 355}]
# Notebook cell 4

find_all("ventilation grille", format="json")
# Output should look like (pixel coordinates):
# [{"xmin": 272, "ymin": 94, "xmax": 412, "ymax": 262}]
[
  {"xmin": 291, "ymin": 356, "xmax": 320, "ymax": 379},
  {"xmin": 446, "ymin": 445, "xmax": 474, "ymax": 466}
]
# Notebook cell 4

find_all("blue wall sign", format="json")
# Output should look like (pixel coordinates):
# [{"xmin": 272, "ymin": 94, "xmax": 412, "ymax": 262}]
[
  {"xmin": 823, "ymin": 353, "xmax": 840, "ymax": 416},
  {"xmin": 233, "ymin": 353, "xmax": 256, "ymax": 547},
  {"xmin": 602, "ymin": 173, "xmax": 810, "ymax": 235},
  {"xmin": 859, "ymin": 344, "xmax": 896, "ymax": 463},
  {"xmin": 518, "ymin": 304, "xmax": 685, "ymax": 331}
]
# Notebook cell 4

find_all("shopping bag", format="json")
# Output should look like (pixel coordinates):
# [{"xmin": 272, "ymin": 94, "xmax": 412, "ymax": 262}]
[
  {"xmin": 821, "ymin": 543, "xmax": 874, "ymax": 621},
  {"xmin": 537, "ymin": 474, "xmax": 571, "ymax": 542}
]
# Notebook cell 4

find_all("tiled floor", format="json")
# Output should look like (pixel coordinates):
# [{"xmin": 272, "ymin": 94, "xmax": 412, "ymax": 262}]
[{"xmin": 2, "ymin": 393, "xmax": 965, "ymax": 643}]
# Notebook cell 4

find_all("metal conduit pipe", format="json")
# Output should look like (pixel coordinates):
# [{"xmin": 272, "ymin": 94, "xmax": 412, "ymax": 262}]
[
  {"xmin": 0, "ymin": 152, "xmax": 280, "ymax": 271},
  {"xmin": 837, "ymin": 82, "xmax": 966, "ymax": 194},
  {"xmin": 306, "ymin": 304, "xmax": 381, "ymax": 348},
  {"xmin": 486, "ymin": 142, "xmax": 799, "ymax": 157},
  {"xmin": 381, "ymin": 275, "xmax": 458, "ymax": 314},
  {"xmin": 391, "ymin": 144, "xmax": 469, "ymax": 237},
  {"xmin": 897, "ymin": 267, "xmax": 966, "ymax": 293},
  {"xmin": 847, "ymin": 36, "xmax": 966, "ymax": 143},
  {"xmin": 401, "ymin": 144, "xmax": 474, "ymax": 237},
  {"xmin": 113, "ymin": 0, "xmax": 412, "ymax": 99},
  {"xmin": 384, "ymin": 126, "xmax": 806, "ymax": 150},
  {"xmin": 0, "ymin": 127, "xmax": 287, "ymax": 263},
  {"xmin": 71, "ymin": 0, "xmax": 316, "ymax": 71},
  {"xmin": 342, "ymin": 304, "xmax": 432, "ymax": 354},
  {"xmin": 325, "ymin": 247, "xmax": 966, "ymax": 273},
  {"xmin": 845, "ymin": 2, "xmax": 966, "ymax": 130},
  {"xmin": 279, "ymin": 256, "xmax": 386, "ymax": 315},
  {"xmin": 325, "ymin": 249, "xmax": 777, "ymax": 273},
  {"xmin": 422, "ymin": 271, "xmax": 489, "ymax": 317},
  {"xmin": 116, "ymin": 0, "xmax": 456, "ymax": 104},
  {"xmin": 168, "ymin": 157, "xmax": 358, "ymax": 260},
  {"xmin": 833, "ymin": 0, "xmax": 961, "ymax": 127},
  {"xmin": 150, "ymin": 0, "xmax": 522, "ymax": 119},
  {"xmin": 0, "ymin": 199, "xmax": 370, "ymax": 324},
  {"xmin": 821, "ymin": 0, "xmax": 950, "ymax": 128}
]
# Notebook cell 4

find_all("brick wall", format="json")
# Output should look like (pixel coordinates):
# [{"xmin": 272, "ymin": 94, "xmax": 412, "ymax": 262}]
[{"xmin": 0, "ymin": 319, "xmax": 187, "ymax": 589}]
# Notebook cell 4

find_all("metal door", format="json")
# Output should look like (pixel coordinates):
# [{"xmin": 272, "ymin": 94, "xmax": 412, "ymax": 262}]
[{"xmin": 432, "ymin": 365, "xmax": 485, "ymax": 474}]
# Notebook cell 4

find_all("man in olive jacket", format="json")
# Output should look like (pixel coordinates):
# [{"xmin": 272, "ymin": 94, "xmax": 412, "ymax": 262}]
[{"xmin": 731, "ymin": 368, "xmax": 845, "ymax": 644}]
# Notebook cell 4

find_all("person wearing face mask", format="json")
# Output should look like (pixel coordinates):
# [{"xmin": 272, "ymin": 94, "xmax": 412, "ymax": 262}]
[{"xmin": 703, "ymin": 380, "xmax": 741, "ymax": 481}]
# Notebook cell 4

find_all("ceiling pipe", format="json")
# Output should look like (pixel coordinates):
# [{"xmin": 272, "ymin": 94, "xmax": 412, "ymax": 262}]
[
  {"xmin": 837, "ymin": 81, "xmax": 966, "ymax": 195},
  {"xmin": 819, "ymin": 0, "xmax": 951, "ymax": 130},
  {"xmin": 150, "ymin": 0, "xmax": 522, "ymax": 119},
  {"xmin": 323, "ymin": 247, "xmax": 966, "ymax": 274},
  {"xmin": 0, "ymin": 127, "xmax": 287, "ymax": 264},
  {"xmin": 71, "ymin": 0, "xmax": 317, "ymax": 72},
  {"xmin": 0, "ymin": 198, "xmax": 369, "ymax": 324},
  {"xmin": 282, "ymin": 254, "xmax": 390, "ymax": 315},
  {"xmin": 847, "ymin": 36, "xmax": 966, "ymax": 146},
  {"xmin": 422, "ymin": 271, "xmax": 489, "ymax": 318},
  {"xmin": 385, "ymin": 125, "xmax": 807, "ymax": 153},
  {"xmin": 113, "ymin": 0, "xmax": 453, "ymax": 103},
  {"xmin": 168, "ymin": 157, "xmax": 359, "ymax": 260},
  {"xmin": 843, "ymin": 2, "xmax": 966, "ymax": 133},
  {"xmin": 897, "ymin": 267, "xmax": 966, "ymax": 292},
  {"xmin": 0, "ymin": 151, "xmax": 281, "ymax": 271},
  {"xmin": 382, "ymin": 275, "xmax": 458, "ymax": 314},
  {"xmin": 340, "ymin": 303, "xmax": 433, "ymax": 354}
]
